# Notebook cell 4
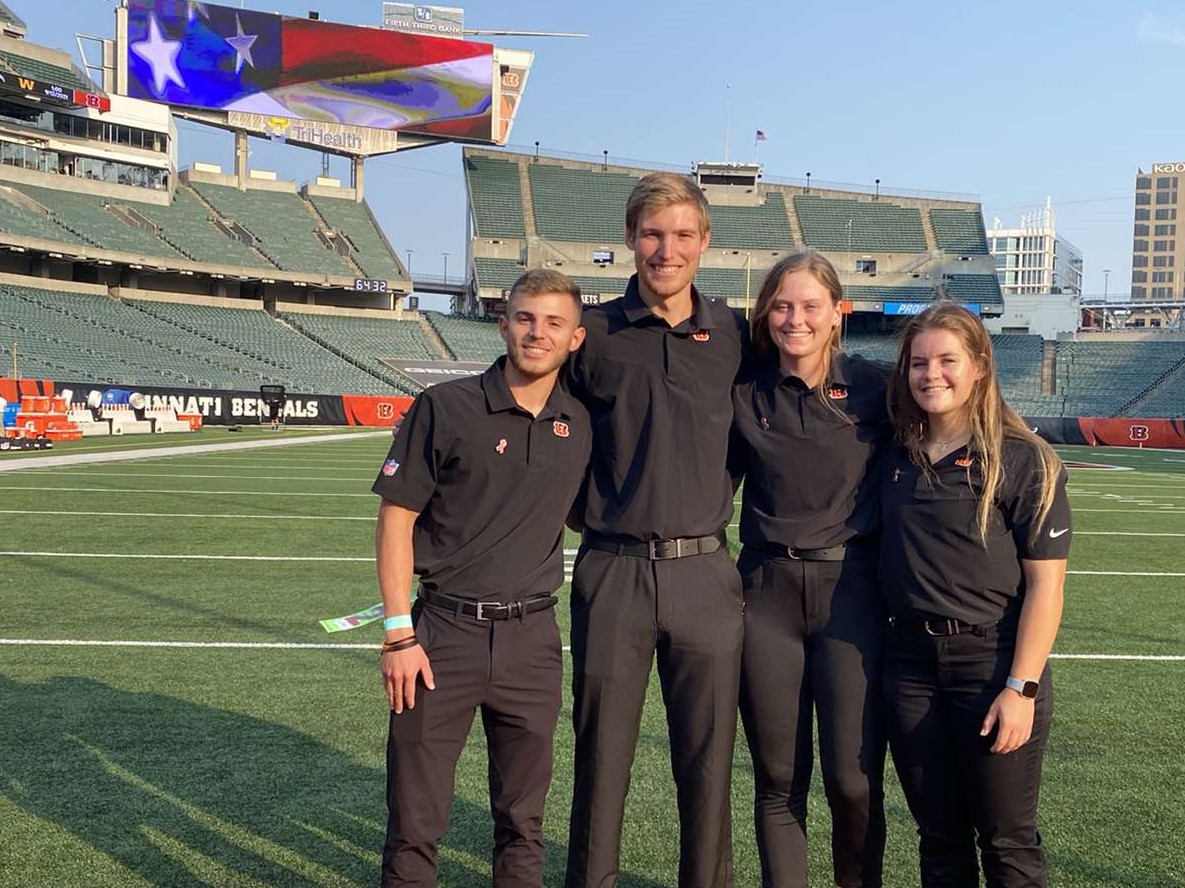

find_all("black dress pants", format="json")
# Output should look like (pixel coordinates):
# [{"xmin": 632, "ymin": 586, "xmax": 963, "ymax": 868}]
[
  {"xmin": 382, "ymin": 599, "xmax": 563, "ymax": 888},
  {"xmin": 565, "ymin": 545, "xmax": 743, "ymax": 888},
  {"xmin": 884, "ymin": 620, "xmax": 1052, "ymax": 888},
  {"xmin": 737, "ymin": 545, "xmax": 887, "ymax": 888}
]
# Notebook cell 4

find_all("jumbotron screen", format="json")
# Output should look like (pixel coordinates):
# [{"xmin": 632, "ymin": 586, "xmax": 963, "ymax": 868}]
[{"xmin": 125, "ymin": 0, "xmax": 494, "ymax": 140}]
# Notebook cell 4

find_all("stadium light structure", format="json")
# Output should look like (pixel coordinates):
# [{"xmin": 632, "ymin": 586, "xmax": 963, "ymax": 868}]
[{"xmin": 442, "ymin": 251, "xmax": 449, "ymax": 284}]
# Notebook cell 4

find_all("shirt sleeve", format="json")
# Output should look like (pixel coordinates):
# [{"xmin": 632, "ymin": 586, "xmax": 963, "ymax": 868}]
[
  {"xmin": 371, "ymin": 391, "xmax": 439, "ymax": 511},
  {"xmin": 726, "ymin": 386, "xmax": 750, "ymax": 488},
  {"xmin": 1003, "ymin": 443, "xmax": 1071, "ymax": 559}
]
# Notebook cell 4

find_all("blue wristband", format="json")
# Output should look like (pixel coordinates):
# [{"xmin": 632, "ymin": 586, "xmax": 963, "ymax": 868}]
[{"xmin": 383, "ymin": 614, "xmax": 413, "ymax": 632}]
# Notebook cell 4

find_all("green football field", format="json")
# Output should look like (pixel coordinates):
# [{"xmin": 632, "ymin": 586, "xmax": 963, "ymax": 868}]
[{"xmin": 1, "ymin": 431, "xmax": 1182, "ymax": 887}]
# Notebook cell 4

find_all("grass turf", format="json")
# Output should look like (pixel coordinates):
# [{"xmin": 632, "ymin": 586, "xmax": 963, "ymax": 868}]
[{"xmin": 0, "ymin": 438, "xmax": 1182, "ymax": 886}]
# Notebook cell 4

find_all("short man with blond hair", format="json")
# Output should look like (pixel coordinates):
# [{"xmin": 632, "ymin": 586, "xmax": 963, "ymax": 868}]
[
  {"xmin": 374, "ymin": 269, "xmax": 590, "ymax": 887},
  {"xmin": 565, "ymin": 172, "xmax": 748, "ymax": 887}
]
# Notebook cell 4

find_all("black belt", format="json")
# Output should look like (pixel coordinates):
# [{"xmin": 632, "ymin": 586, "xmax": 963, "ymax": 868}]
[
  {"xmin": 763, "ymin": 543, "xmax": 847, "ymax": 562},
  {"xmin": 418, "ymin": 589, "xmax": 557, "ymax": 621},
  {"xmin": 583, "ymin": 529, "xmax": 726, "ymax": 561},
  {"xmin": 890, "ymin": 616, "xmax": 996, "ymax": 637}
]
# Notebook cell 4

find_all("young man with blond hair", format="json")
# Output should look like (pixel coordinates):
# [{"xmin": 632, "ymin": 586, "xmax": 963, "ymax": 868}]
[{"xmin": 565, "ymin": 172, "xmax": 748, "ymax": 888}]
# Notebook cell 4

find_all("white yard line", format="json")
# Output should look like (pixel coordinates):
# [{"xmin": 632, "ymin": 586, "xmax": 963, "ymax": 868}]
[
  {"xmin": 0, "ymin": 509, "xmax": 372, "ymax": 522},
  {"xmin": 0, "ymin": 638, "xmax": 1180, "ymax": 661},
  {"xmin": 17, "ymin": 470, "xmax": 365, "ymax": 482},
  {"xmin": 0, "ymin": 551, "xmax": 372, "ymax": 562},
  {"xmin": 0, "ymin": 431, "xmax": 386, "ymax": 472},
  {"xmin": 1068, "ymin": 570, "xmax": 1185, "ymax": 577},
  {"xmin": 1073, "ymin": 531, "xmax": 1185, "ymax": 537},
  {"xmin": 1071, "ymin": 508, "xmax": 1185, "ymax": 514},
  {"xmin": 0, "ymin": 486, "xmax": 372, "ymax": 498}
]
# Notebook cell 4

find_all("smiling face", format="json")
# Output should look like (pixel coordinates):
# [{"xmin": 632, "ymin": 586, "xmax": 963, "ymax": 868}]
[
  {"xmin": 499, "ymin": 290, "xmax": 585, "ymax": 382},
  {"xmin": 626, "ymin": 201, "xmax": 710, "ymax": 305},
  {"xmin": 765, "ymin": 268, "xmax": 841, "ymax": 381},
  {"xmin": 907, "ymin": 328, "xmax": 986, "ymax": 426}
]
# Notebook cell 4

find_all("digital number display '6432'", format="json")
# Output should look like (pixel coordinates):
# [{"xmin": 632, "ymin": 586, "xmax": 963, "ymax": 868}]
[{"xmin": 354, "ymin": 278, "xmax": 389, "ymax": 292}]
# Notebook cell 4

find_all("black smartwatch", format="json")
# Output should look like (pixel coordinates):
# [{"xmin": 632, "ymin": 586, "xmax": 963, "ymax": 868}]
[{"xmin": 1005, "ymin": 675, "xmax": 1039, "ymax": 699}]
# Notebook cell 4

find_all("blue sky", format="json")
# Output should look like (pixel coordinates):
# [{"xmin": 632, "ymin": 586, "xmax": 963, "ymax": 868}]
[{"xmin": 24, "ymin": 0, "xmax": 1184, "ymax": 301}]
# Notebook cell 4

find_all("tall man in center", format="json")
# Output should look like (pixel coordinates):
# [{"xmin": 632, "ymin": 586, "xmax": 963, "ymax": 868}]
[{"xmin": 565, "ymin": 172, "xmax": 747, "ymax": 888}]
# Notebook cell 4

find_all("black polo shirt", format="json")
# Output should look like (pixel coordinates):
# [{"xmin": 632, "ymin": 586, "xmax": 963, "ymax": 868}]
[
  {"xmin": 372, "ymin": 357, "xmax": 591, "ymax": 599},
  {"xmin": 879, "ymin": 436, "xmax": 1072, "ymax": 625},
  {"xmin": 730, "ymin": 352, "xmax": 891, "ymax": 550},
  {"xmin": 567, "ymin": 275, "xmax": 747, "ymax": 540}
]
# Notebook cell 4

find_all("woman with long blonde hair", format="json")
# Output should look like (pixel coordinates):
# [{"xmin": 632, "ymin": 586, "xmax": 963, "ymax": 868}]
[
  {"xmin": 730, "ymin": 249, "xmax": 891, "ymax": 887},
  {"xmin": 880, "ymin": 302, "xmax": 1070, "ymax": 887}
]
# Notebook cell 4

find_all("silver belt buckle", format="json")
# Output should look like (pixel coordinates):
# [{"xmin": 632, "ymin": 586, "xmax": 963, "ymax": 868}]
[
  {"xmin": 648, "ymin": 539, "xmax": 679, "ymax": 560},
  {"xmin": 474, "ymin": 601, "xmax": 499, "ymax": 621}
]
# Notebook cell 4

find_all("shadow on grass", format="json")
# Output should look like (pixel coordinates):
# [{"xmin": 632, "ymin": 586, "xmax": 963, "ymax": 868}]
[{"xmin": 0, "ymin": 674, "xmax": 656, "ymax": 887}]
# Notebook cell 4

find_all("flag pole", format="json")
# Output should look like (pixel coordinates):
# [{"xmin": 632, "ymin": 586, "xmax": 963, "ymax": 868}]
[{"xmin": 723, "ymin": 84, "xmax": 731, "ymax": 162}]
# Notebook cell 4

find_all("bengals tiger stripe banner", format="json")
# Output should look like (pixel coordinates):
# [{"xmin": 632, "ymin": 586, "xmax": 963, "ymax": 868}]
[{"xmin": 1027, "ymin": 417, "xmax": 1185, "ymax": 449}]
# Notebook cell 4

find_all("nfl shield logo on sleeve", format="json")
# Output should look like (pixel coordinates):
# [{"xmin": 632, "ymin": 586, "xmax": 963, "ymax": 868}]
[{"xmin": 381, "ymin": 459, "xmax": 399, "ymax": 476}]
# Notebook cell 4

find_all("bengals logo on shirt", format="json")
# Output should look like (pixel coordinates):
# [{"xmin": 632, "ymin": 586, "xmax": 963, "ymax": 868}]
[
  {"xmin": 692, "ymin": 330, "xmax": 710, "ymax": 342},
  {"xmin": 827, "ymin": 385, "xmax": 848, "ymax": 400},
  {"xmin": 553, "ymin": 421, "xmax": 570, "ymax": 438},
  {"xmin": 955, "ymin": 456, "xmax": 974, "ymax": 468}
]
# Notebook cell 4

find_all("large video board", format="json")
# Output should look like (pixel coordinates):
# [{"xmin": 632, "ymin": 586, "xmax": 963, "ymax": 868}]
[{"xmin": 125, "ymin": 0, "xmax": 493, "ymax": 141}]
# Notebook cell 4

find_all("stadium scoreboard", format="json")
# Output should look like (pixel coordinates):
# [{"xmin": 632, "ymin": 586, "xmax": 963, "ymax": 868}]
[{"xmin": 116, "ymin": 0, "xmax": 533, "ymax": 155}]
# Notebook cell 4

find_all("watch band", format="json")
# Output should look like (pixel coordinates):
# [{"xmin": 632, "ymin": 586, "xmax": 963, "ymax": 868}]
[{"xmin": 1005, "ymin": 675, "xmax": 1039, "ymax": 699}]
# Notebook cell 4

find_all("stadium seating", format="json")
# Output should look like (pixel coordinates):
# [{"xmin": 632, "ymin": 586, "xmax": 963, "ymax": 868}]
[
  {"xmin": 130, "ymin": 299, "xmax": 401, "ymax": 394},
  {"xmin": 528, "ymin": 162, "xmax": 637, "ymax": 243},
  {"xmin": 845, "ymin": 284, "xmax": 935, "ymax": 304},
  {"xmin": 708, "ymin": 192, "xmax": 794, "ymax": 251},
  {"xmin": 793, "ymin": 195, "xmax": 928, "ymax": 253},
  {"xmin": 1055, "ymin": 341, "xmax": 1185, "ymax": 417},
  {"xmin": 306, "ymin": 194, "xmax": 407, "ymax": 281},
  {"xmin": 0, "ymin": 49, "xmax": 95, "ymax": 91},
  {"xmin": 190, "ymin": 182, "xmax": 356, "ymax": 277},
  {"xmin": 839, "ymin": 334, "xmax": 899, "ymax": 364},
  {"xmin": 0, "ymin": 285, "xmax": 405, "ymax": 394},
  {"xmin": 929, "ymin": 208, "xmax": 990, "ymax": 254},
  {"xmin": 0, "ymin": 189, "xmax": 84, "ymax": 244},
  {"xmin": 1127, "ymin": 357, "xmax": 1185, "ymax": 417},
  {"xmin": 17, "ymin": 184, "xmax": 186, "ymax": 259},
  {"xmin": 942, "ymin": 274, "xmax": 1005, "ymax": 311},
  {"xmin": 0, "ymin": 286, "xmax": 213, "ymax": 386},
  {"xmin": 465, "ymin": 154, "xmax": 527, "ymax": 237},
  {"xmin": 134, "ymin": 187, "xmax": 273, "ymax": 269},
  {"xmin": 474, "ymin": 256, "xmax": 524, "ymax": 291},
  {"xmin": 424, "ymin": 312, "xmax": 504, "ymax": 362},
  {"xmin": 279, "ymin": 311, "xmax": 437, "ymax": 393}
]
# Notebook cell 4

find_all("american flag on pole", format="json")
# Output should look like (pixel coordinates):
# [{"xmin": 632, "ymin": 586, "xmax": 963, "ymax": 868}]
[{"xmin": 755, "ymin": 129, "xmax": 768, "ymax": 141}]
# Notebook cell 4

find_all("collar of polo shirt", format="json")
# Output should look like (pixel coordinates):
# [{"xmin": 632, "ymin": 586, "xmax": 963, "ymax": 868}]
[
  {"xmin": 764, "ymin": 349, "xmax": 857, "ymax": 391},
  {"xmin": 620, "ymin": 276, "xmax": 717, "ymax": 332},
  {"xmin": 481, "ymin": 355, "xmax": 573, "ymax": 421}
]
